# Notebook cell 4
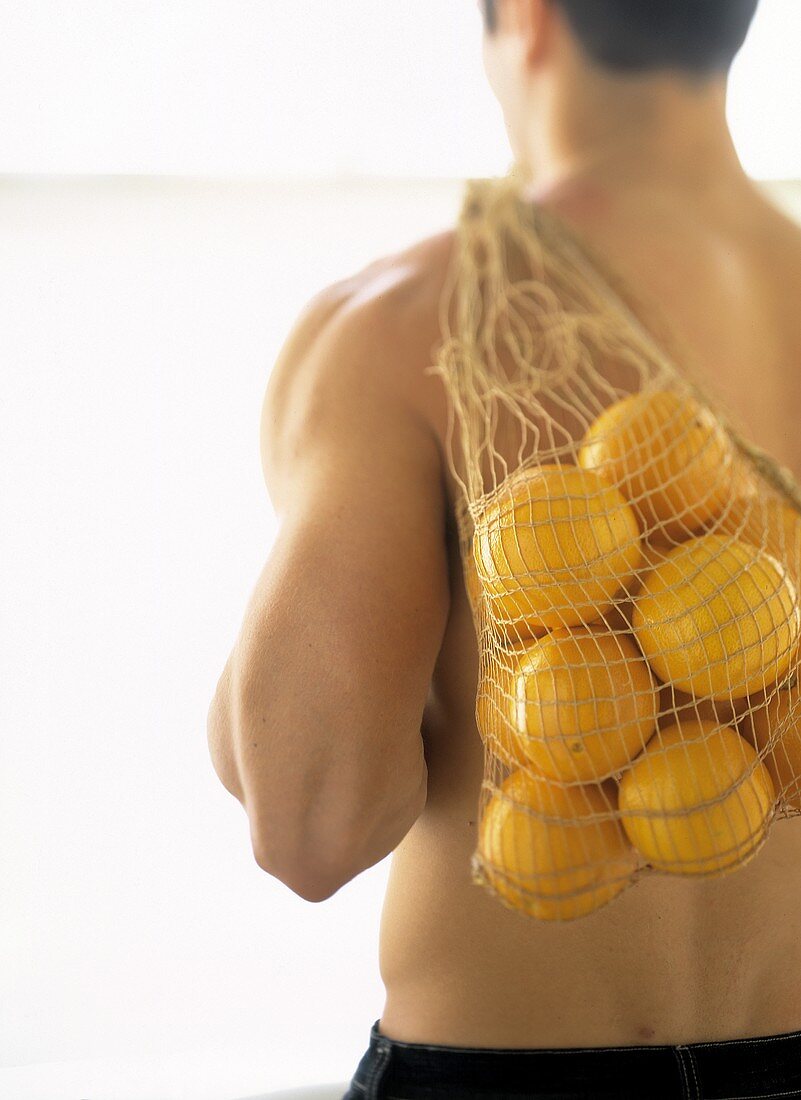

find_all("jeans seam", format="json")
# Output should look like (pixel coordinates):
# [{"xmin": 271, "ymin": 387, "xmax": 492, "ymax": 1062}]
[
  {"xmin": 365, "ymin": 1025, "xmax": 801, "ymax": 1099},
  {"xmin": 672, "ymin": 1046, "xmax": 696, "ymax": 1100},
  {"xmin": 374, "ymin": 1037, "xmax": 674, "ymax": 1054},
  {"xmin": 716, "ymin": 1091, "xmax": 801, "ymax": 1099},
  {"xmin": 685, "ymin": 1048, "xmax": 701, "ymax": 1100},
  {"xmin": 363, "ymin": 1042, "xmax": 392, "ymax": 1100},
  {"xmin": 690, "ymin": 1032, "xmax": 801, "ymax": 1049}
]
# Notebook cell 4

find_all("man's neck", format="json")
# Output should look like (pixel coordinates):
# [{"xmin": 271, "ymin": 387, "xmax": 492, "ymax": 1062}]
[{"xmin": 522, "ymin": 66, "xmax": 752, "ymax": 207}]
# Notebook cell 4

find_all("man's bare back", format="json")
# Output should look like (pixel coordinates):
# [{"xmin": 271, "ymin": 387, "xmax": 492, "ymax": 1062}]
[{"xmin": 370, "ymin": 177, "xmax": 801, "ymax": 1050}]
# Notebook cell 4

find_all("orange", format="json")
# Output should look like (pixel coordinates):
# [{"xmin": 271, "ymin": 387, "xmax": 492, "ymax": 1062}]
[
  {"xmin": 473, "ymin": 464, "xmax": 642, "ymax": 641},
  {"xmin": 463, "ymin": 543, "xmax": 483, "ymax": 607},
  {"xmin": 596, "ymin": 601, "xmax": 633, "ymax": 635},
  {"xmin": 476, "ymin": 654, "xmax": 532, "ymax": 770},
  {"xmin": 745, "ymin": 678, "xmax": 801, "ymax": 811},
  {"xmin": 511, "ymin": 625, "xmax": 658, "ymax": 782},
  {"xmin": 618, "ymin": 719, "xmax": 776, "ymax": 875},
  {"xmin": 577, "ymin": 390, "xmax": 733, "ymax": 542},
  {"xmin": 658, "ymin": 684, "xmax": 748, "ymax": 731},
  {"xmin": 592, "ymin": 541, "xmax": 670, "ymax": 632},
  {"xmin": 477, "ymin": 768, "xmax": 638, "ymax": 921},
  {"xmin": 715, "ymin": 493, "xmax": 801, "ymax": 588},
  {"xmin": 624, "ymin": 541, "xmax": 673, "ymax": 601},
  {"xmin": 631, "ymin": 534, "xmax": 800, "ymax": 700}
]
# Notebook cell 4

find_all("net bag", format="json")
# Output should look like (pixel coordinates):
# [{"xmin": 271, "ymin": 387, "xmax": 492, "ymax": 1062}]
[{"xmin": 427, "ymin": 173, "xmax": 801, "ymax": 923}]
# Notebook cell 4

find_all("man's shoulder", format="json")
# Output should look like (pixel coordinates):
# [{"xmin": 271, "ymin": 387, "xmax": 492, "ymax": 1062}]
[
  {"xmin": 299, "ymin": 227, "xmax": 457, "ymax": 352},
  {"xmin": 265, "ymin": 227, "xmax": 458, "ymax": 420},
  {"xmin": 261, "ymin": 229, "xmax": 459, "ymax": 489}
]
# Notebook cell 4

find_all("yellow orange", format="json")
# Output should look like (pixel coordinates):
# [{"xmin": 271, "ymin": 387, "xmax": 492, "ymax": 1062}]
[
  {"xmin": 578, "ymin": 390, "xmax": 733, "ymax": 542},
  {"xmin": 733, "ymin": 454, "xmax": 760, "ymax": 496},
  {"xmin": 658, "ymin": 684, "xmax": 748, "ymax": 731},
  {"xmin": 745, "ymin": 679, "xmax": 801, "ymax": 811},
  {"xmin": 597, "ymin": 543, "xmax": 674, "ymax": 639},
  {"xmin": 715, "ymin": 493, "xmax": 801, "ymax": 588},
  {"xmin": 631, "ymin": 534, "xmax": 800, "ymax": 700},
  {"xmin": 511, "ymin": 625, "xmax": 658, "ymax": 782},
  {"xmin": 618, "ymin": 720, "xmax": 776, "ymax": 875},
  {"xmin": 476, "ymin": 655, "xmax": 532, "ymax": 770},
  {"xmin": 543, "ymin": 544, "xmax": 661, "ymax": 633},
  {"xmin": 477, "ymin": 769, "xmax": 638, "ymax": 921},
  {"xmin": 625, "ymin": 540, "xmax": 674, "ymax": 600},
  {"xmin": 463, "ymin": 543, "xmax": 483, "ymax": 607},
  {"xmin": 590, "ymin": 540, "xmax": 669, "ymax": 630},
  {"xmin": 473, "ymin": 464, "xmax": 642, "ymax": 640},
  {"xmin": 596, "ymin": 601, "xmax": 633, "ymax": 634}
]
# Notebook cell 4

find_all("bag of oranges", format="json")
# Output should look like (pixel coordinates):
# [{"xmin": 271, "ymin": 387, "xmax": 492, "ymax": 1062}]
[{"xmin": 428, "ymin": 175, "xmax": 801, "ymax": 922}]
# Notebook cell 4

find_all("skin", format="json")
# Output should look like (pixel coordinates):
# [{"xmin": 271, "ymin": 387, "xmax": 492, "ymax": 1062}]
[{"xmin": 210, "ymin": 0, "xmax": 801, "ymax": 1045}]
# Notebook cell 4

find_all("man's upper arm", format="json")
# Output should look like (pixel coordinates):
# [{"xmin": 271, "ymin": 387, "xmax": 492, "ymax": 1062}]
[{"xmin": 231, "ymin": 281, "xmax": 451, "ymax": 893}]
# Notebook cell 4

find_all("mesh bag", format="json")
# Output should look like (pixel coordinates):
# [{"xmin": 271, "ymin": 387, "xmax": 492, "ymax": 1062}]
[{"xmin": 427, "ymin": 174, "xmax": 801, "ymax": 922}]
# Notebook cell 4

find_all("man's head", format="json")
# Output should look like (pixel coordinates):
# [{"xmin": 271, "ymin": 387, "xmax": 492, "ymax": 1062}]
[
  {"xmin": 480, "ymin": 0, "xmax": 760, "ymax": 76},
  {"xmin": 480, "ymin": 0, "xmax": 760, "ymax": 183}
]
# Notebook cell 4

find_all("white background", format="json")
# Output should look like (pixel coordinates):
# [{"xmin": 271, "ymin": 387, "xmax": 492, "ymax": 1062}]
[
  {"xmin": 0, "ymin": 0, "xmax": 800, "ymax": 178},
  {"xmin": 2, "ymin": 2, "xmax": 801, "ymax": 1098}
]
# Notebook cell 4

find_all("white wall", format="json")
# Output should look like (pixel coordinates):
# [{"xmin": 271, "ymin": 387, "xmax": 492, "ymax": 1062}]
[
  {"xmin": 3, "ymin": 172, "xmax": 800, "ymax": 1100},
  {"xmin": 0, "ymin": 176, "xmax": 463, "ymax": 1100},
  {"xmin": 3, "ymin": 1, "xmax": 801, "ymax": 1097},
  {"xmin": 0, "ymin": 0, "xmax": 799, "ymax": 179}
]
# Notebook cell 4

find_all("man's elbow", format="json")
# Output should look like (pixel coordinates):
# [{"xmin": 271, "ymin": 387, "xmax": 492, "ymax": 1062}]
[
  {"xmin": 245, "ymin": 742, "xmax": 428, "ymax": 903},
  {"xmin": 251, "ymin": 835, "xmax": 354, "ymax": 903}
]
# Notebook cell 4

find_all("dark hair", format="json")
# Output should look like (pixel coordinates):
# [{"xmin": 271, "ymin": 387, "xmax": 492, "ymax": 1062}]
[
  {"xmin": 483, "ymin": 0, "xmax": 498, "ymax": 34},
  {"xmin": 481, "ymin": 0, "xmax": 759, "ymax": 75}
]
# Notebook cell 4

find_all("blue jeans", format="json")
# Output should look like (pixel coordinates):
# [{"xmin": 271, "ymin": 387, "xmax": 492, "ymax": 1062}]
[{"xmin": 342, "ymin": 1018, "xmax": 801, "ymax": 1099}]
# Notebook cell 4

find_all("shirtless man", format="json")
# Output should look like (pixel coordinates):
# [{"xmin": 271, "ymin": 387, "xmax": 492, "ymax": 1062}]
[{"xmin": 208, "ymin": 1, "xmax": 801, "ymax": 1095}]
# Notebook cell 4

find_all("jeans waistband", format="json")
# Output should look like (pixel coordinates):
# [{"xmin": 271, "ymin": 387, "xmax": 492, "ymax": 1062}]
[{"xmin": 351, "ymin": 1018, "xmax": 801, "ymax": 1100}]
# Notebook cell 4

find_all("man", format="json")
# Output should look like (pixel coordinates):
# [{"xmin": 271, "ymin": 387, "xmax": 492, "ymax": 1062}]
[{"xmin": 208, "ymin": 1, "xmax": 801, "ymax": 1094}]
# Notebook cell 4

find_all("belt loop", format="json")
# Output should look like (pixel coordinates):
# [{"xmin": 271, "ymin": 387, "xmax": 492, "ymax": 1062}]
[
  {"xmin": 672, "ymin": 1044, "xmax": 701, "ymax": 1100},
  {"xmin": 364, "ymin": 1036, "xmax": 392, "ymax": 1100}
]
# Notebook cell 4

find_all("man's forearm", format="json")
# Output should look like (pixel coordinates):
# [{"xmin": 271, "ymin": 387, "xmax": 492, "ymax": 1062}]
[{"xmin": 209, "ymin": 632, "xmax": 430, "ymax": 896}]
